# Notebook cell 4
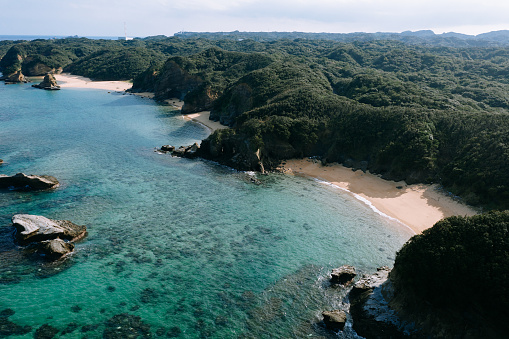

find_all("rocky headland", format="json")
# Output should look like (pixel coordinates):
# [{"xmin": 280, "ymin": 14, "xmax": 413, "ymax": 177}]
[
  {"xmin": 1, "ymin": 70, "xmax": 29, "ymax": 84},
  {"xmin": 0, "ymin": 173, "xmax": 59, "ymax": 190},
  {"xmin": 32, "ymin": 74, "xmax": 60, "ymax": 90}
]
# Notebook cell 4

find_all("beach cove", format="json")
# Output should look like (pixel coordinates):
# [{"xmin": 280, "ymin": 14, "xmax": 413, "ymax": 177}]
[
  {"xmin": 54, "ymin": 73, "xmax": 476, "ymax": 235},
  {"xmin": 0, "ymin": 77, "xmax": 416, "ymax": 338}
]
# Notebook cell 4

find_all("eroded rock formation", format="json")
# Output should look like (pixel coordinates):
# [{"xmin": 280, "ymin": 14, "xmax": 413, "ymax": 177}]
[
  {"xmin": 0, "ymin": 173, "xmax": 59, "ymax": 190},
  {"xmin": 12, "ymin": 214, "xmax": 87, "ymax": 244},
  {"xmin": 32, "ymin": 74, "xmax": 60, "ymax": 90}
]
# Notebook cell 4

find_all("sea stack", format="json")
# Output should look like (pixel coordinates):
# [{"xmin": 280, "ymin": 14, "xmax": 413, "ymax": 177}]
[
  {"xmin": 3, "ymin": 70, "xmax": 28, "ymax": 84},
  {"xmin": 32, "ymin": 73, "xmax": 60, "ymax": 90}
]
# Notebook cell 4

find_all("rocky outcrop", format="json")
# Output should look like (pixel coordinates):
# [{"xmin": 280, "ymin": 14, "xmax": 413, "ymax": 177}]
[
  {"xmin": 2, "ymin": 71, "xmax": 28, "ymax": 84},
  {"xmin": 35, "ymin": 239, "xmax": 75, "ymax": 260},
  {"xmin": 12, "ymin": 214, "xmax": 87, "ymax": 244},
  {"xmin": 32, "ymin": 74, "xmax": 60, "ymax": 90},
  {"xmin": 0, "ymin": 173, "xmax": 59, "ymax": 190},
  {"xmin": 322, "ymin": 310, "xmax": 347, "ymax": 331},
  {"xmin": 158, "ymin": 143, "xmax": 200, "ymax": 158},
  {"xmin": 348, "ymin": 266, "xmax": 406, "ymax": 339},
  {"xmin": 330, "ymin": 265, "xmax": 356, "ymax": 286}
]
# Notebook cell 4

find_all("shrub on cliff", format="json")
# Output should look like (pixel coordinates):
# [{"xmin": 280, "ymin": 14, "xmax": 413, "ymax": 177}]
[{"xmin": 392, "ymin": 211, "xmax": 509, "ymax": 329}]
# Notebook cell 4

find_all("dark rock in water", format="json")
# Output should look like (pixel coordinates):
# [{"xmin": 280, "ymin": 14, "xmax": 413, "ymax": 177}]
[
  {"xmin": 32, "ymin": 74, "xmax": 61, "ymax": 90},
  {"xmin": 70, "ymin": 305, "xmax": 82, "ymax": 313},
  {"xmin": 12, "ymin": 214, "xmax": 87, "ymax": 244},
  {"xmin": 36, "ymin": 239, "xmax": 75, "ymax": 259},
  {"xmin": 348, "ymin": 266, "xmax": 405, "ymax": 339},
  {"xmin": 167, "ymin": 326, "xmax": 182, "ymax": 337},
  {"xmin": 160, "ymin": 145, "xmax": 175, "ymax": 152},
  {"xmin": 0, "ymin": 308, "xmax": 15, "ymax": 318},
  {"xmin": 168, "ymin": 143, "xmax": 200, "ymax": 158},
  {"xmin": 155, "ymin": 327, "xmax": 166, "ymax": 336},
  {"xmin": 140, "ymin": 287, "xmax": 158, "ymax": 303},
  {"xmin": 80, "ymin": 324, "xmax": 99, "ymax": 332},
  {"xmin": 330, "ymin": 265, "xmax": 356, "ymax": 285},
  {"xmin": 0, "ymin": 173, "xmax": 59, "ymax": 190},
  {"xmin": 322, "ymin": 310, "xmax": 347, "ymax": 331},
  {"xmin": 61, "ymin": 322, "xmax": 79, "ymax": 335},
  {"xmin": 103, "ymin": 313, "xmax": 151, "ymax": 339},
  {"xmin": 34, "ymin": 324, "xmax": 59, "ymax": 339},
  {"xmin": 0, "ymin": 159, "xmax": 3, "ymax": 165},
  {"xmin": 0, "ymin": 318, "xmax": 32, "ymax": 337}
]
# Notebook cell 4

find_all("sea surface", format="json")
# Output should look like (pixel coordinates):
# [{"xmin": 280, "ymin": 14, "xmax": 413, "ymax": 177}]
[
  {"xmin": 0, "ymin": 35, "xmax": 120, "ymax": 41},
  {"xmin": 0, "ymin": 81, "xmax": 413, "ymax": 338}
]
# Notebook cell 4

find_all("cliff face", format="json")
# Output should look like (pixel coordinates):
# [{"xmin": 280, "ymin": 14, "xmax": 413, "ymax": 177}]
[{"xmin": 349, "ymin": 212, "xmax": 509, "ymax": 338}]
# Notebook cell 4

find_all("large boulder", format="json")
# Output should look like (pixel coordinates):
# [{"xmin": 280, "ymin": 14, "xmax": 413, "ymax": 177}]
[
  {"xmin": 330, "ymin": 265, "xmax": 356, "ymax": 285},
  {"xmin": 322, "ymin": 310, "xmax": 347, "ymax": 331},
  {"xmin": 0, "ymin": 173, "xmax": 59, "ymax": 190},
  {"xmin": 35, "ymin": 239, "xmax": 75, "ymax": 260},
  {"xmin": 32, "ymin": 74, "xmax": 60, "ymax": 90},
  {"xmin": 12, "ymin": 214, "xmax": 87, "ymax": 244}
]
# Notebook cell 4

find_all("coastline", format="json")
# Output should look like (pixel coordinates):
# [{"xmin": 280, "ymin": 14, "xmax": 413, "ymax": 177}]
[
  {"xmin": 54, "ymin": 74, "xmax": 227, "ymax": 133},
  {"xmin": 54, "ymin": 73, "xmax": 132, "ymax": 91},
  {"xmin": 280, "ymin": 158, "xmax": 478, "ymax": 234}
]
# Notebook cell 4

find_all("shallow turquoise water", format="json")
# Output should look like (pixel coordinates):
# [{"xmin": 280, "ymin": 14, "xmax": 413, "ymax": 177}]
[{"xmin": 0, "ymin": 81, "xmax": 413, "ymax": 338}]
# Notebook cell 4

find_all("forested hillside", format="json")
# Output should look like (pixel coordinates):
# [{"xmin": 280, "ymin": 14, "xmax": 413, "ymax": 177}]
[{"xmin": 1, "ymin": 35, "xmax": 508, "ymax": 209}]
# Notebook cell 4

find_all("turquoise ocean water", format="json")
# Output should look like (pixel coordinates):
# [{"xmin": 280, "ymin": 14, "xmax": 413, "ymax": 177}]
[{"xmin": 0, "ymin": 81, "xmax": 413, "ymax": 338}]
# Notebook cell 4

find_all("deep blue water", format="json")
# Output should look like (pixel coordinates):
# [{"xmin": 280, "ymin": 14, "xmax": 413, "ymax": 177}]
[
  {"xmin": 0, "ymin": 81, "xmax": 413, "ymax": 338},
  {"xmin": 0, "ymin": 35, "xmax": 120, "ymax": 41}
]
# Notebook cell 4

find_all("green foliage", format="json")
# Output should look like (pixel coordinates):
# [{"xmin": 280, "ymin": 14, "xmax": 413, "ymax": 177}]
[
  {"xmin": 392, "ymin": 211, "xmax": 509, "ymax": 329},
  {"xmin": 65, "ymin": 47, "xmax": 165, "ymax": 80}
]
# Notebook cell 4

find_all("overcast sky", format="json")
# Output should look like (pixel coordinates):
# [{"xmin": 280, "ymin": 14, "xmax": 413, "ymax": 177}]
[{"xmin": 2, "ymin": 0, "xmax": 508, "ymax": 37}]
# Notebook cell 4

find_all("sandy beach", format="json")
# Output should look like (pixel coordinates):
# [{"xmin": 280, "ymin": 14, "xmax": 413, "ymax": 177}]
[
  {"xmin": 281, "ymin": 158, "xmax": 478, "ymax": 234},
  {"xmin": 54, "ymin": 73, "xmax": 132, "ymax": 91},
  {"xmin": 183, "ymin": 111, "xmax": 228, "ymax": 133}
]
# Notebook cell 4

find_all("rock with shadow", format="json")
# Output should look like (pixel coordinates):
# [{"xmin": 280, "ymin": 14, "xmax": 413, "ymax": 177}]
[{"xmin": 0, "ymin": 173, "xmax": 59, "ymax": 191}]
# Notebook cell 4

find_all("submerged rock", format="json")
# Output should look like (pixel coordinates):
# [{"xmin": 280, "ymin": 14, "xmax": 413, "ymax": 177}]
[
  {"xmin": 330, "ymin": 265, "xmax": 356, "ymax": 286},
  {"xmin": 0, "ymin": 173, "xmax": 59, "ymax": 190},
  {"xmin": 32, "ymin": 74, "xmax": 60, "ymax": 90},
  {"xmin": 34, "ymin": 324, "xmax": 59, "ymax": 339},
  {"xmin": 322, "ymin": 310, "xmax": 347, "ymax": 331},
  {"xmin": 103, "ymin": 313, "xmax": 151, "ymax": 339},
  {"xmin": 12, "ymin": 214, "xmax": 87, "ymax": 244}
]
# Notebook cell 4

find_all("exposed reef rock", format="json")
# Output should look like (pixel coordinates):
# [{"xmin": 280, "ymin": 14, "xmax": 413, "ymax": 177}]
[
  {"xmin": 322, "ymin": 310, "xmax": 347, "ymax": 331},
  {"xmin": 32, "ymin": 74, "xmax": 60, "ymax": 90},
  {"xmin": 103, "ymin": 313, "xmax": 151, "ymax": 339},
  {"xmin": 158, "ymin": 143, "xmax": 200, "ymax": 158},
  {"xmin": 330, "ymin": 265, "xmax": 356, "ymax": 286},
  {"xmin": 2, "ymin": 70, "xmax": 28, "ymax": 84},
  {"xmin": 35, "ymin": 239, "xmax": 75, "ymax": 260},
  {"xmin": 348, "ymin": 266, "xmax": 406, "ymax": 338},
  {"xmin": 0, "ymin": 309, "xmax": 32, "ymax": 337},
  {"xmin": 12, "ymin": 214, "xmax": 87, "ymax": 244},
  {"xmin": 0, "ymin": 173, "xmax": 59, "ymax": 190}
]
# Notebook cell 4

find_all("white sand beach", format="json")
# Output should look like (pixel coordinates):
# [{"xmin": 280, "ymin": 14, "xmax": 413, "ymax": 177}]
[
  {"xmin": 54, "ymin": 73, "xmax": 132, "ymax": 91},
  {"xmin": 280, "ymin": 158, "xmax": 478, "ymax": 234}
]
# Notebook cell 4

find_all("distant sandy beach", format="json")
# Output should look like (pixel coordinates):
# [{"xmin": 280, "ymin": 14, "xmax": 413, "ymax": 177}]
[
  {"xmin": 280, "ymin": 158, "xmax": 478, "ymax": 234},
  {"xmin": 183, "ymin": 111, "xmax": 228, "ymax": 133},
  {"xmin": 54, "ymin": 75, "xmax": 226, "ymax": 132},
  {"xmin": 54, "ymin": 73, "xmax": 132, "ymax": 91}
]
